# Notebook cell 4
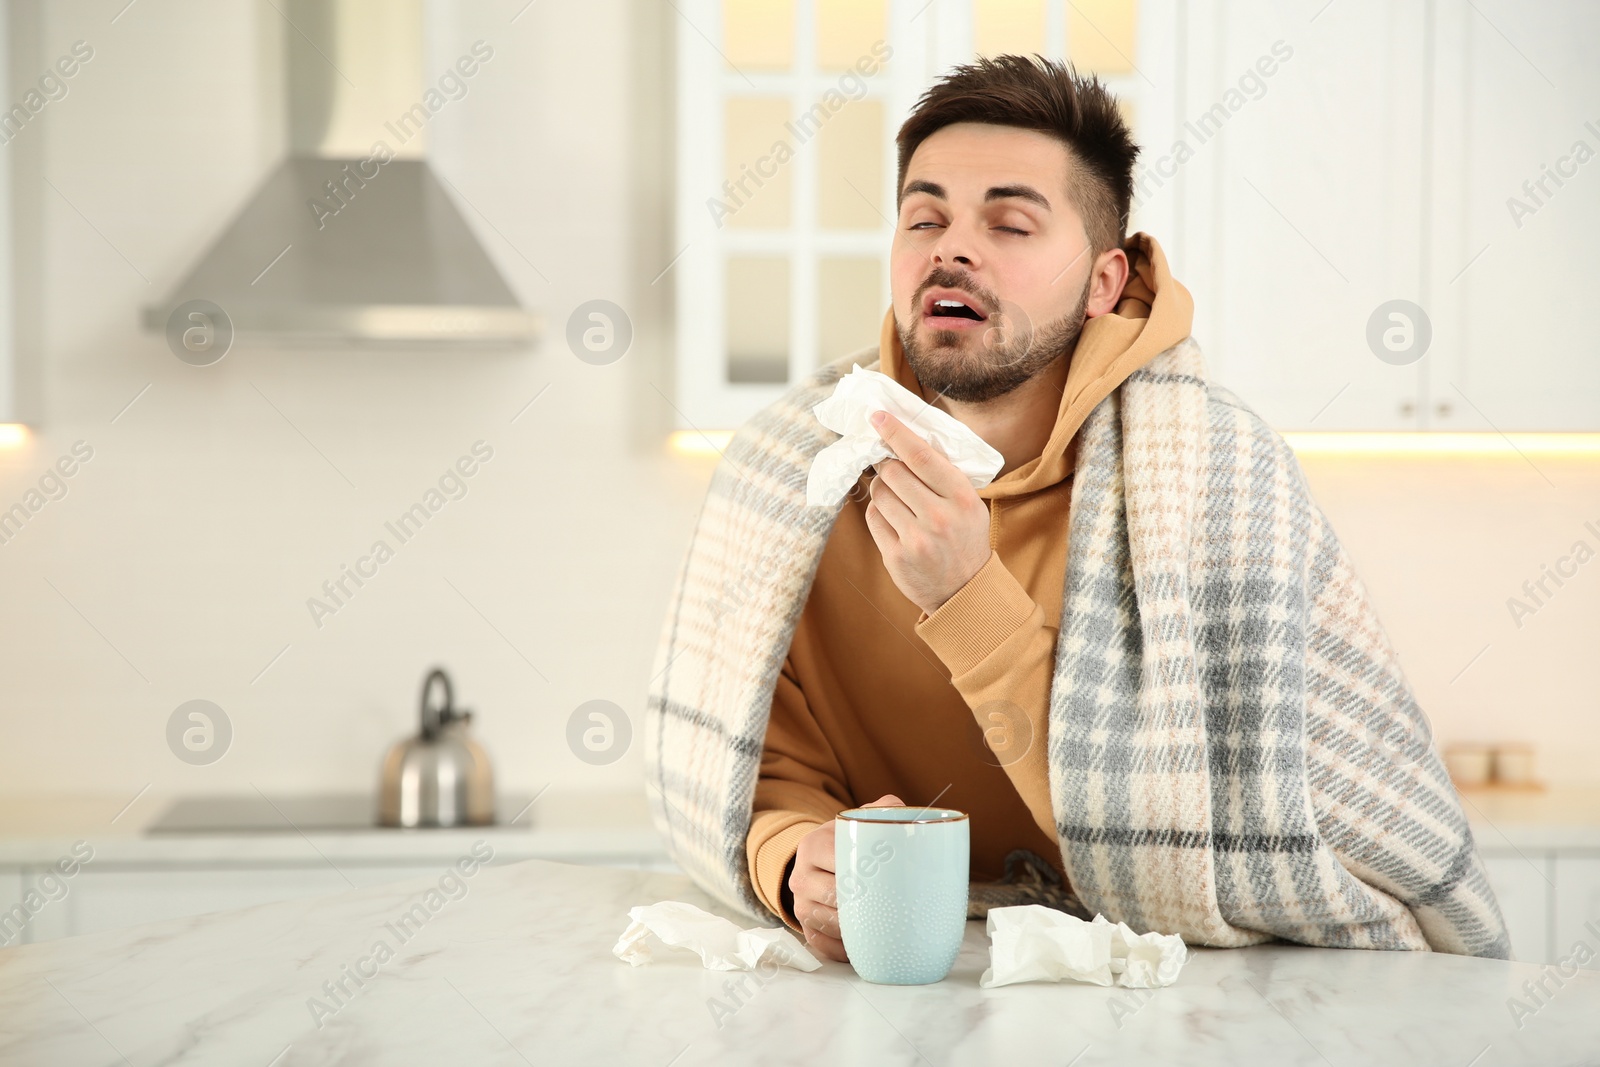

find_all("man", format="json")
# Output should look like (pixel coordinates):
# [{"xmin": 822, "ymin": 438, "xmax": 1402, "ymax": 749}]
[{"xmin": 645, "ymin": 55, "xmax": 1509, "ymax": 964}]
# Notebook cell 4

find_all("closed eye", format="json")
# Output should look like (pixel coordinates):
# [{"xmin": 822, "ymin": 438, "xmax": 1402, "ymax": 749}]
[{"xmin": 907, "ymin": 222, "xmax": 1029, "ymax": 235}]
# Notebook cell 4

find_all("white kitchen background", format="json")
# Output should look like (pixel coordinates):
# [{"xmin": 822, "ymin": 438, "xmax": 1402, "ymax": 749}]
[{"xmin": 0, "ymin": 0, "xmax": 1596, "ymax": 962}]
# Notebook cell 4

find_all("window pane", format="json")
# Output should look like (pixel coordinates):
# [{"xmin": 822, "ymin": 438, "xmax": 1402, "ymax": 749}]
[
  {"xmin": 818, "ymin": 257, "xmax": 885, "ymax": 364},
  {"xmin": 1117, "ymin": 98, "xmax": 1137, "ymax": 134},
  {"xmin": 723, "ymin": 97, "xmax": 793, "ymax": 229},
  {"xmin": 817, "ymin": 0, "xmax": 887, "ymax": 70},
  {"xmin": 817, "ymin": 100, "xmax": 884, "ymax": 230},
  {"xmin": 726, "ymin": 256, "xmax": 791, "ymax": 383},
  {"xmin": 1067, "ymin": 0, "xmax": 1138, "ymax": 75},
  {"xmin": 974, "ymin": 0, "xmax": 1046, "ymax": 58},
  {"xmin": 723, "ymin": 0, "xmax": 793, "ymax": 71}
]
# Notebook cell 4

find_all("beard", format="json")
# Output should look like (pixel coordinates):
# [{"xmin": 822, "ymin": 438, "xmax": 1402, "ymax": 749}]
[{"xmin": 896, "ymin": 268, "xmax": 1094, "ymax": 404}]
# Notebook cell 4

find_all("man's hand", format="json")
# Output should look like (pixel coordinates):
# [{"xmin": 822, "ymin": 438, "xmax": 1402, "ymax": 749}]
[
  {"xmin": 863, "ymin": 410, "xmax": 992, "ymax": 616},
  {"xmin": 788, "ymin": 794, "xmax": 904, "ymax": 962}
]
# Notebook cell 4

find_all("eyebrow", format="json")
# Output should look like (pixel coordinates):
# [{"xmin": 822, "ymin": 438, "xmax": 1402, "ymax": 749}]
[{"xmin": 900, "ymin": 179, "xmax": 1052, "ymax": 211}]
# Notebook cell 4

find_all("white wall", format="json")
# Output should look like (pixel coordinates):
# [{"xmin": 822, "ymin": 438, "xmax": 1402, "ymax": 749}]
[
  {"xmin": 0, "ymin": 0, "xmax": 1595, "ymax": 802},
  {"xmin": 1299, "ymin": 454, "xmax": 1600, "ymax": 787},
  {"xmin": 0, "ymin": 0, "xmax": 703, "ymax": 800}
]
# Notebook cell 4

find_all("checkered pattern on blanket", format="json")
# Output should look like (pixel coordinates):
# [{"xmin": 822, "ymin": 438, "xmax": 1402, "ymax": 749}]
[{"xmin": 644, "ymin": 337, "xmax": 1510, "ymax": 957}]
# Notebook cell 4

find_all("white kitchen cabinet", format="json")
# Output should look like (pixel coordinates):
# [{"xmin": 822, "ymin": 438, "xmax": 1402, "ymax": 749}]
[
  {"xmin": 1424, "ymin": 1, "xmax": 1600, "ymax": 431},
  {"xmin": 1481, "ymin": 852, "xmax": 1554, "ymax": 964},
  {"xmin": 1180, "ymin": 0, "xmax": 1427, "ymax": 430},
  {"xmin": 1553, "ymin": 854, "xmax": 1600, "ymax": 969},
  {"xmin": 0, "ymin": 790, "xmax": 675, "ymax": 946},
  {"xmin": 0, "ymin": 871, "xmax": 22, "ymax": 948},
  {"xmin": 1170, "ymin": 0, "xmax": 1600, "ymax": 431}
]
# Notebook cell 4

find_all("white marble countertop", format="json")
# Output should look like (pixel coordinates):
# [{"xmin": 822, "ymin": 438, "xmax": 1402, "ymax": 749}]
[{"xmin": 1, "ymin": 857, "xmax": 1596, "ymax": 1065}]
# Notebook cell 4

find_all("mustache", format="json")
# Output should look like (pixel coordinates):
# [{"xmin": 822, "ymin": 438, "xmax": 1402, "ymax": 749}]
[{"xmin": 915, "ymin": 268, "xmax": 997, "ymax": 315}]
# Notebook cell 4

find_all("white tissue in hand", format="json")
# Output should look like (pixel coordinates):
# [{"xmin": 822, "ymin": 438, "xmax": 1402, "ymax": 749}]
[
  {"xmin": 978, "ymin": 906, "xmax": 1187, "ymax": 989},
  {"xmin": 806, "ymin": 366, "xmax": 1004, "ymax": 507},
  {"xmin": 612, "ymin": 900, "xmax": 821, "ymax": 972}
]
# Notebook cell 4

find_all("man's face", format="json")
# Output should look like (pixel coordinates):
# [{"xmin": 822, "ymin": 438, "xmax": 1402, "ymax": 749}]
[{"xmin": 891, "ymin": 122, "xmax": 1104, "ymax": 403}]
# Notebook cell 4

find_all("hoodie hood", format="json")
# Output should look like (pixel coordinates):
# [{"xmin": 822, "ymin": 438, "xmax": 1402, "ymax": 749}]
[{"xmin": 876, "ymin": 231, "xmax": 1194, "ymax": 498}]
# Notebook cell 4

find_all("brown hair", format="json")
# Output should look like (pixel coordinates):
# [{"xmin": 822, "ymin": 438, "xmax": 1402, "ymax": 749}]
[{"xmin": 895, "ymin": 54, "xmax": 1139, "ymax": 257}]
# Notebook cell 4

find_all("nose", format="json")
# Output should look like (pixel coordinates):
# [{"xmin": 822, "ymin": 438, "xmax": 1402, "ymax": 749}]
[{"xmin": 928, "ymin": 216, "xmax": 980, "ymax": 271}]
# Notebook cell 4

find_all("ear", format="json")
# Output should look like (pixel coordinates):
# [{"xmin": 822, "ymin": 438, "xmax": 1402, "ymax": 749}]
[{"xmin": 1084, "ymin": 246, "xmax": 1131, "ymax": 318}]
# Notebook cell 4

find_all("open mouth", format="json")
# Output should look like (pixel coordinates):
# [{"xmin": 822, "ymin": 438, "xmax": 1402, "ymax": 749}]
[
  {"xmin": 921, "ymin": 288, "xmax": 989, "ymax": 326},
  {"xmin": 931, "ymin": 300, "xmax": 984, "ymax": 320}
]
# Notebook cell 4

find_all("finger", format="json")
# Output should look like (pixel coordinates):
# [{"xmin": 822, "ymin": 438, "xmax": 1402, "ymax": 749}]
[
  {"xmin": 863, "ymin": 499, "xmax": 899, "ymax": 549},
  {"xmin": 803, "ymin": 925, "xmax": 848, "ymax": 963},
  {"xmin": 864, "ymin": 794, "xmax": 905, "ymax": 807},
  {"xmin": 792, "ymin": 863, "xmax": 838, "ymax": 907},
  {"xmin": 870, "ymin": 411, "xmax": 972, "ymax": 498},
  {"xmin": 799, "ymin": 900, "xmax": 841, "ymax": 939},
  {"xmin": 867, "ymin": 474, "xmax": 916, "ymax": 535},
  {"xmin": 871, "ymin": 458, "xmax": 939, "ymax": 518},
  {"xmin": 796, "ymin": 830, "xmax": 837, "ymax": 875}
]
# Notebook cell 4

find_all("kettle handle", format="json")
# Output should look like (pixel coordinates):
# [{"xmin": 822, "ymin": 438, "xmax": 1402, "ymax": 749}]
[{"xmin": 420, "ymin": 668, "xmax": 454, "ymax": 740}]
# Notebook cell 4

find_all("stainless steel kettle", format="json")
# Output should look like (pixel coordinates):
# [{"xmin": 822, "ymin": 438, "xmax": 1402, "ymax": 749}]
[{"xmin": 377, "ymin": 668, "xmax": 495, "ymax": 827}]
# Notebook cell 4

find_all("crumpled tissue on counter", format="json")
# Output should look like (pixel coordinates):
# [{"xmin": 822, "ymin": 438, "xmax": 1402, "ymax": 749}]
[
  {"xmin": 979, "ymin": 905, "xmax": 1188, "ymax": 989},
  {"xmin": 612, "ymin": 900, "xmax": 822, "ymax": 972},
  {"xmin": 806, "ymin": 365, "xmax": 1004, "ymax": 507}
]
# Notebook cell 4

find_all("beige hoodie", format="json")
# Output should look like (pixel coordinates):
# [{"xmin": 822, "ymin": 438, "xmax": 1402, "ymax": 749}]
[{"xmin": 746, "ymin": 232, "xmax": 1195, "ymax": 931}]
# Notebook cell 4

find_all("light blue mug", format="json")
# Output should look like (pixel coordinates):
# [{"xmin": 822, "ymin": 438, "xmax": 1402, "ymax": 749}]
[{"xmin": 834, "ymin": 806, "xmax": 969, "ymax": 984}]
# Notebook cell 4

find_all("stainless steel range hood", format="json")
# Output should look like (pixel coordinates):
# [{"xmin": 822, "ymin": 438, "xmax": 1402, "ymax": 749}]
[{"xmin": 143, "ymin": 0, "xmax": 539, "ymax": 346}]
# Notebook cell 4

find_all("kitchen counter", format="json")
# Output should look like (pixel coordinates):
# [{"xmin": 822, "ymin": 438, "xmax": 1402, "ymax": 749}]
[
  {"xmin": 0, "ymin": 785, "xmax": 1594, "ymax": 862},
  {"xmin": 1456, "ymin": 785, "xmax": 1600, "ymax": 851},
  {"xmin": 0, "ymin": 788, "xmax": 669, "ymax": 867},
  {"xmin": 0, "ymin": 788, "xmax": 675, "ymax": 948},
  {"xmin": 2, "ymin": 858, "xmax": 1596, "ymax": 1065}
]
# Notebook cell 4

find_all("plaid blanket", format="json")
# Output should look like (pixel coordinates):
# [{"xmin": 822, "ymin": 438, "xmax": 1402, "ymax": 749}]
[{"xmin": 645, "ymin": 336, "xmax": 1510, "ymax": 957}]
